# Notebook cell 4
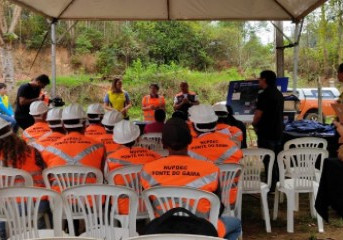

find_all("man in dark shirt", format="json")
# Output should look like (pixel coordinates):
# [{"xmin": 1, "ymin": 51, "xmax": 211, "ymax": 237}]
[
  {"xmin": 15, "ymin": 74, "xmax": 50, "ymax": 130},
  {"xmin": 173, "ymin": 82, "xmax": 199, "ymax": 115},
  {"xmin": 252, "ymin": 70, "xmax": 284, "ymax": 189}
]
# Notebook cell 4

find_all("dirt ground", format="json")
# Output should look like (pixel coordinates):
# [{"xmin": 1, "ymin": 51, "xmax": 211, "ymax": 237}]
[{"xmin": 242, "ymin": 194, "xmax": 343, "ymax": 240}]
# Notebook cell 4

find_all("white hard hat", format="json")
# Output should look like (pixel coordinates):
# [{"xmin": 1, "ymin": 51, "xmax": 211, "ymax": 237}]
[
  {"xmin": 0, "ymin": 118, "xmax": 12, "ymax": 139},
  {"xmin": 101, "ymin": 110, "xmax": 123, "ymax": 127},
  {"xmin": 46, "ymin": 108, "xmax": 63, "ymax": 128},
  {"xmin": 189, "ymin": 104, "xmax": 218, "ymax": 124},
  {"xmin": 87, "ymin": 103, "xmax": 105, "ymax": 120},
  {"xmin": 212, "ymin": 102, "xmax": 228, "ymax": 113},
  {"xmin": 62, "ymin": 103, "xmax": 86, "ymax": 128},
  {"xmin": 113, "ymin": 120, "xmax": 140, "ymax": 144},
  {"xmin": 29, "ymin": 101, "xmax": 49, "ymax": 116}
]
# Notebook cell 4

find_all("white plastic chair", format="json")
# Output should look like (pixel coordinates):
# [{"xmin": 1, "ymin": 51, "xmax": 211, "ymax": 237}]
[
  {"xmin": 43, "ymin": 166, "xmax": 104, "ymax": 191},
  {"xmin": 283, "ymin": 137, "xmax": 328, "ymax": 151},
  {"xmin": 142, "ymin": 186, "xmax": 220, "ymax": 230},
  {"xmin": 136, "ymin": 133, "xmax": 168, "ymax": 157},
  {"xmin": 217, "ymin": 163, "xmax": 243, "ymax": 219},
  {"xmin": 107, "ymin": 165, "xmax": 148, "ymax": 220},
  {"xmin": 0, "ymin": 187, "xmax": 63, "ymax": 240},
  {"xmin": 241, "ymin": 148, "xmax": 274, "ymax": 233},
  {"xmin": 273, "ymin": 148, "xmax": 328, "ymax": 233},
  {"xmin": 128, "ymin": 234, "xmax": 224, "ymax": 239},
  {"xmin": 62, "ymin": 184, "xmax": 138, "ymax": 240}
]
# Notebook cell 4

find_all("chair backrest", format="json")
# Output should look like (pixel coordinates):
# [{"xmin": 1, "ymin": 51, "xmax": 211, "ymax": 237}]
[
  {"xmin": 128, "ymin": 234, "xmax": 224, "ymax": 239},
  {"xmin": 43, "ymin": 165, "xmax": 103, "ymax": 191},
  {"xmin": 0, "ymin": 187, "xmax": 63, "ymax": 240},
  {"xmin": 241, "ymin": 148, "xmax": 275, "ymax": 190},
  {"xmin": 62, "ymin": 184, "xmax": 138, "ymax": 239},
  {"xmin": 278, "ymin": 148, "xmax": 328, "ymax": 190},
  {"xmin": 107, "ymin": 165, "xmax": 146, "ymax": 215},
  {"xmin": 136, "ymin": 133, "xmax": 163, "ymax": 151},
  {"xmin": 284, "ymin": 137, "xmax": 328, "ymax": 150},
  {"xmin": 217, "ymin": 163, "xmax": 243, "ymax": 214},
  {"xmin": 0, "ymin": 167, "xmax": 34, "ymax": 187},
  {"xmin": 142, "ymin": 186, "xmax": 220, "ymax": 229}
]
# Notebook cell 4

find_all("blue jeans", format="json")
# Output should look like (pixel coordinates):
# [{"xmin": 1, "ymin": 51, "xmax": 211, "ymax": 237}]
[
  {"xmin": 221, "ymin": 216, "xmax": 242, "ymax": 240},
  {"xmin": 0, "ymin": 114, "xmax": 18, "ymax": 133}
]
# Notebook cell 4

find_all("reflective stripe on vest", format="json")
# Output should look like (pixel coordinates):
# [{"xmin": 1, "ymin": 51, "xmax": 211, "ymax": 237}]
[
  {"xmin": 107, "ymin": 158, "xmax": 132, "ymax": 166},
  {"xmin": 232, "ymin": 131, "xmax": 242, "ymax": 139},
  {"xmin": 187, "ymin": 150, "xmax": 208, "ymax": 161},
  {"xmin": 186, "ymin": 172, "xmax": 218, "ymax": 189},
  {"xmin": 216, "ymin": 145, "xmax": 240, "ymax": 164},
  {"xmin": 218, "ymin": 128, "xmax": 232, "ymax": 137},
  {"xmin": 45, "ymin": 144, "xmax": 103, "ymax": 165},
  {"xmin": 40, "ymin": 131, "xmax": 52, "ymax": 139},
  {"xmin": 141, "ymin": 170, "xmax": 159, "ymax": 187},
  {"xmin": 30, "ymin": 142, "xmax": 45, "ymax": 152},
  {"xmin": 23, "ymin": 131, "xmax": 33, "ymax": 141}
]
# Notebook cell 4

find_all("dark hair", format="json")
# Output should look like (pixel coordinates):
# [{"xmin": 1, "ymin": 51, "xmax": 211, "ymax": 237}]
[
  {"xmin": 0, "ymin": 83, "xmax": 6, "ymax": 89},
  {"xmin": 154, "ymin": 109, "xmax": 166, "ymax": 123},
  {"xmin": 124, "ymin": 141, "xmax": 136, "ymax": 148},
  {"xmin": 150, "ymin": 83, "xmax": 159, "ymax": 91},
  {"xmin": 162, "ymin": 118, "xmax": 192, "ymax": 150},
  {"xmin": 193, "ymin": 122, "xmax": 217, "ymax": 132},
  {"xmin": 338, "ymin": 63, "xmax": 343, "ymax": 73},
  {"xmin": 35, "ymin": 74, "xmax": 50, "ymax": 85},
  {"xmin": 260, "ymin": 70, "xmax": 277, "ymax": 87},
  {"xmin": 87, "ymin": 113, "xmax": 102, "ymax": 123},
  {"xmin": 172, "ymin": 111, "xmax": 188, "ymax": 121},
  {"xmin": 111, "ymin": 77, "xmax": 122, "ymax": 92},
  {"xmin": 63, "ymin": 119, "xmax": 84, "ymax": 130}
]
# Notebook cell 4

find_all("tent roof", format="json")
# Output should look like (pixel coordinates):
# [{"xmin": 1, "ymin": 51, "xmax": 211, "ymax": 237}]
[{"xmin": 10, "ymin": 0, "xmax": 327, "ymax": 22}]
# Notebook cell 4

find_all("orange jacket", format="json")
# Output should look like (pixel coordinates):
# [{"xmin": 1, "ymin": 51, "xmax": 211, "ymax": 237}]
[
  {"xmin": 30, "ymin": 131, "xmax": 65, "ymax": 152},
  {"xmin": 1, "ymin": 147, "xmax": 44, "ymax": 188},
  {"xmin": 42, "ymin": 132, "xmax": 105, "ymax": 169},
  {"xmin": 142, "ymin": 95, "xmax": 165, "ymax": 122},
  {"xmin": 141, "ymin": 155, "xmax": 226, "ymax": 237},
  {"xmin": 85, "ymin": 124, "xmax": 106, "ymax": 137},
  {"xmin": 216, "ymin": 123, "xmax": 243, "ymax": 142},
  {"xmin": 189, "ymin": 132, "xmax": 242, "ymax": 164},
  {"xmin": 22, "ymin": 122, "xmax": 51, "ymax": 143},
  {"xmin": 95, "ymin": 133, "xmax": 120, "ymax": 156},
  {"xmin": 106, "ymin": 146, "xmax": 161, "ymax": 172}
]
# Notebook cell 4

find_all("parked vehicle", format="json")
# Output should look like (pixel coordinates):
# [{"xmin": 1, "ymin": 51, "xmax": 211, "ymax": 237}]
[{"xmin": 290, "ymin": 87, "xmax": 340, "ymax": 121}]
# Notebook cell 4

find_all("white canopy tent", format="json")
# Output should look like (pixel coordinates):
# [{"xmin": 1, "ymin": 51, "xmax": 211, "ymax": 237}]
[
  {"xmin": 10, "ymin": 0, "xmax": 326, "ymax": 22},
  {"xmin": 9, "ymin": 0, "xmax": 329, "ymax": 122}
]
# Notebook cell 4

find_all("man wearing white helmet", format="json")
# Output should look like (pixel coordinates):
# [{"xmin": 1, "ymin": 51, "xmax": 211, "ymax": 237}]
[
  {"xmin": 188, "ymin": 104, "xmax": 243, "ymax": 164},
  {"xmin": 41, "ymin": 104, "xmax": 105, "ymax": 173},
  {"xmin": 96, "ymin": 110, "xmax": 123, "ymax": 156},
  {"xmin": 212, "ymin": 103, "xmax": 244, "ymax": 146},
  {"xmin": 106, "ymin": 120, "xmax": 161, "ymax": 173},
  {"xmin": 85, "ymin": 103, "xmax": 106, "ymax": 137},
  {"xmin": 31, "ymin": 108, "xmax": 65, "ymax": 152},
  {"xmin": 22, "ymin": 100, "xmax": 51, "ymax": 143}
]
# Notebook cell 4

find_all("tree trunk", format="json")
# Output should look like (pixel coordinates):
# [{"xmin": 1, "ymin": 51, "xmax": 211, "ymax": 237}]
[{"xmin": 0, "ymin": 44, "xmax": 14, "ymax": 91}]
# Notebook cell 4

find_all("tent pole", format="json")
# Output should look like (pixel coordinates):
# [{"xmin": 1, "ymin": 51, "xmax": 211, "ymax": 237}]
[
  {"xmin": 293, "ymin": 22, "xmax": 300, "ymax": 94},
  {"xmin": 275, "ymin": 21, "xmax": 284, "ymax": 77},
  {"xmin": 51, "ymin": 21, "xmax": 56, "ymax": 98}
]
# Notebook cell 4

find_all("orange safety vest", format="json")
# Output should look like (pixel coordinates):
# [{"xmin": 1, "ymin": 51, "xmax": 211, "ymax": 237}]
[
  {"xmin": 95, "ymin": 133, "xmax": 120, "ymax": 156},
  {"xmin": 31, "ymin": 131, "xmax": 65, "ymax": 152},
  {"xmin": 1, "ymin": 147, "xmax": 44, "ymax": 188},
  {"xmin": 22, "ymin": 122, "xmax": 51, "ymax": 143},
  {"xmin": 189, "ymin": 132, "xmax": 243, "ymax": 164},
  {"xmin": 106, "ymin": 146, "xmax": 161, "ymax": 172},
  {"xmin": 141, "ymin": 155, "xmax": 226, "ymax": 237},
  {"xmin": 216, "ymin": 123, "xmax": 243, "ymax": 142},
  {"xmin": 85, "ymin": 124, "xmax": 106, "ymax": 137},
  {"xmin": 142, "ymin": 95, "xmax": 165, "ymax": 122}
]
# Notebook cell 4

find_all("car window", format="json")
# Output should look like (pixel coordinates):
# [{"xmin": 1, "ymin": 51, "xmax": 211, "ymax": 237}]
[{"xmin": 311, "ymin": 90, "xmax": 335, "ymax": 99}]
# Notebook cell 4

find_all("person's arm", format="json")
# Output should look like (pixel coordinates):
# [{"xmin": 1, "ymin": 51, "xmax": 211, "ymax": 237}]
[
  {"xmin": 252, "ymin": 110, "xmax": 263, "ymax": 127},
  {"xmin": 121, "ymin": 92, "xmax": 132, "ymax": 115},
  {"xmin": 103, "ymin": 93, "xmax": 113, "ymax": 111},
  {"xmin": 173, "ymin": 96, "xmax": 188, "ymax": 110},
  {"xmin": 0, "ymin": 100, "xmax": 13, "ymax": 116},
  {"xmin": 142, "ymin": 96, "xmax": 151, "ymax": 111},
  {"xmin": 18, "ymin": 96, "xmax": 42, "ymax": 107},
  {"xmin": 190, "ymin": 94, "xmax": 199, "ymax": 106}
]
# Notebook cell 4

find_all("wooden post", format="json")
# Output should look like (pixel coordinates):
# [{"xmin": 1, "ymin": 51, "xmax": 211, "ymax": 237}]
[{"xmin": 275, "ymin": 21, "xmax": 284, "ymax": 77}]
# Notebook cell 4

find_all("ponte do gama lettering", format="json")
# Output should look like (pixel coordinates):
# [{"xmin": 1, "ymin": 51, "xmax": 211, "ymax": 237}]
[{"xmin": 151, "ymin": 165, "xmax": 200, "ymax": 176}]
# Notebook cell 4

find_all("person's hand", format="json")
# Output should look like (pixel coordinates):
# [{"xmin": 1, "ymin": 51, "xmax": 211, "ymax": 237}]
[
  {"xmin": 39, "ymin": 94, "xmax": 45, "ymax": 101},
  {"xmin": 334, "ymin": 120, "xmax": 343, "ymax": 138},
  {"xmin": 121, "ymin": 108, "xmax": 127, "ymax": 115},
  {"xmin": 182, "ymin": 98, "xmax": 190, "ymax": 104}
]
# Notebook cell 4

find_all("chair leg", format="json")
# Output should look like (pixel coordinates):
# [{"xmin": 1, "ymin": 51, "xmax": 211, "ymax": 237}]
[
  {"xmin": 286, "ymin": 192, "xmax": 295, "ymax": 233},
  {"xmin": 260, "ymin": 197, "xmax": 265, "ymax": 220},
  {"xmin": 279, "ymin": 192, "xmax": 284, "ymax": 203},
  {"xmin": 273, "ymin": 188, "xmax": 279, "ymax": 220},
  {"xmin": 294, "ymin": 193, "xmax": 299, "ymax": 211},
  {"xmin": 309, "ymin": 192, "xmax": 316, "ymax": 218},
  {"xmin": 261, "ymin": 190, "xmax": 271, "ymax": 233},
  {"xmin": 44, "ymin": 213, "xmax": 51, "ymax": 229},
  {"xmin": 317, "ymin": 213, "xmax": 324, "ymax": 233}
]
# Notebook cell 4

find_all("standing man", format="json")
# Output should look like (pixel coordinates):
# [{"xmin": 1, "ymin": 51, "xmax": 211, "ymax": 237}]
[
  {"xmin": 252, "ymin": 70, "xmax": 284, "ymax": 189},
  {"xmin": 173, "ymin": 81, "xmax": 199, "ymax": 115},
  {"xmin": 15, "ymin": 74, "xmax": 50, "ymax": 130}
]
